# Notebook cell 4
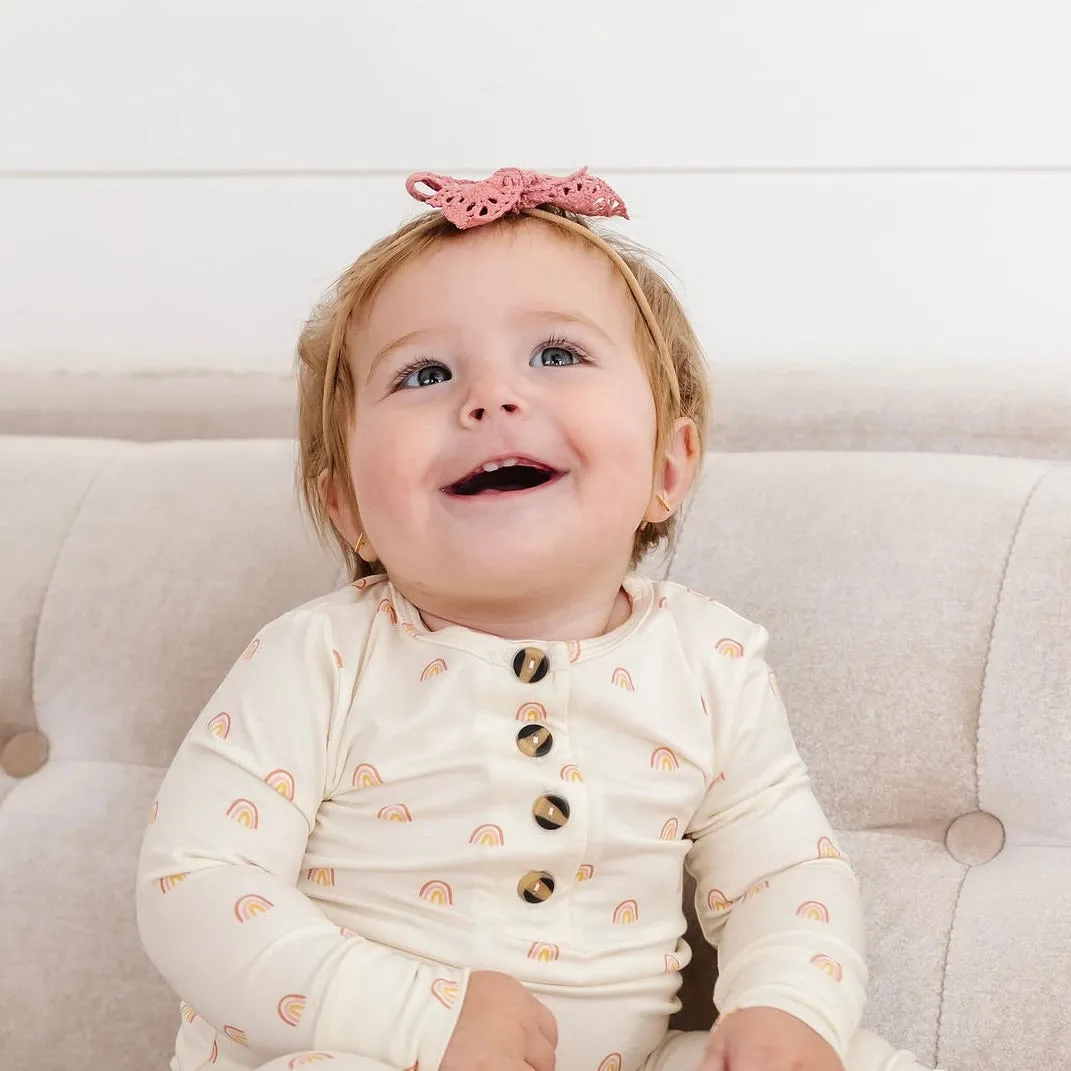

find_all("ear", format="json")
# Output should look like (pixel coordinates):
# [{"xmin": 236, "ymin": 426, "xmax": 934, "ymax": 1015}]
[
  {"xmin": 316, "ymin": 468, "xmax": 379, "ymax": 563},
  {"xmin": 643, "ymin": 417, "xmax": 701, "ymax": 524}
]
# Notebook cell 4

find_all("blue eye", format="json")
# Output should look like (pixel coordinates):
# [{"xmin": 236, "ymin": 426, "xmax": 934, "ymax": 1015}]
[
  {"xmin": 532, "ymin": 345, "xmax": 581, "ymax": 368},
  {"xmin": 398, "ymin": 362, "xmax": 451, "ymax": 389}
]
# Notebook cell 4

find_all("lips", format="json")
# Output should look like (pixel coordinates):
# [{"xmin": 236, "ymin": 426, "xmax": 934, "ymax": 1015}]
[{"xmin": 445, "ymin": 455, "xmax": 562, "ymax": 496}]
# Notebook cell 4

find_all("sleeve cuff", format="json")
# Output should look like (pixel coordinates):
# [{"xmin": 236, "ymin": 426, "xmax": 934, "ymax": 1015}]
[
  {"xmin": 714, "ymin": 950, "xmax": 866, "ymax": 1059},
  {"xmin": 315, "ymin": 943, "xmax": 470, "ymax": 1070}
]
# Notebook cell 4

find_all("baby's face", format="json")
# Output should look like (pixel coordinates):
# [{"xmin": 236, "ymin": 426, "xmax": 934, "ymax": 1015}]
[{"xmin": 344, "ymin": 220, "xmax": 658, "ymax": 607}]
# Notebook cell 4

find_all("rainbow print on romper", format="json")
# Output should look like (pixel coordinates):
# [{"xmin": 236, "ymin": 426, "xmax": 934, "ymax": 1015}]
[
  {"xmin": 817, "ymin": 836, "xmax": 844, "ymax": 860},
  {"xmin": 469, "ymin": 823, "xmax": 505, "ymax": 847},
  {"xmin": 611, "ymin": 666, "xmax": 635, "ymax": 691},
  {"xmin": 207, "ymin": 712, "xmax": 231, "ymax": 739},
  {"xmin": 158, "ymin": 873, "xmax": 187, "ymax": 894},
  {"xmin": 241, "ymin": 638, "xmax": 260, "ymax": 660},
  {"xmin": 797, "ymin": 900, "xmax": 831, "ymax": 923},
  {"xmin": 264, "ymin": 769, "xmax": 295, "ymax": 800},
  {"xmin": 332, "ymin": 649, "xmax": 344, "ymax": 669},
  {"xmin": 181, "ymin": 1001, "xmax": 197, "ymax": 1024},
  {"xmin": 560, "ymin": 764, "xmax": 584, "ymax": 783},
  {"xmin": 664, "ymin": 954, "xmax": 681, "ymax": 973},
  {"xmin": 575, "ymin": 863, "xmax": 595, "ymax": 882},
  {"xmin": 742, "ymin": 880, "xmax": 770, "ymax": 901},
  {"xmin": 420, "ymin": 658, "xmax": 448, "ymax": 681},
  {"xmin": 659, "ymin": 817, "xmax": 679, "ymax": 840},
  {"xmin": 528, "ymin": 941, "xmax": 560, "ymax": 962},
  {"xmin": 431, "ymin": 978, "xmax": 459, "ymax": 1009},
  {"xmin": 567, "ymin": 640, "xmax": 582, "ymax": 663},
  {"xmin": 598, "ymin": 1055, "xmax": 623, "ymax": 1071},
  {"xmin": 377, "ymin": 803, "xmax": 413, "ymax": 822},
  {"xmin": 226, "ymin": 798, "xmax": 260, "ymax": 829},
  {"xmin": 715, "ymin": 637, "xmax": 744, "ymax": 659},
  {"xmin": 650, "ymin": 746, "xmax": 680, "ymax": 771},
  {"xmin": 419, "ymin": 880, "xmax": 453, "ymax": 906},
  {"xmin": 378, "ymin": 599, "xmax": 398, "ymax": 623},
  {"xmin": 234, "ymin": 894, "xmax": 274, "ymax": 922},
  {"xmin": 352, "ymin": 763, "xmax": 383, "ymax": 788},
  {"xmin": 810, "ymin": 954, "xmax": 843, "ymax": 982},
  {"xmin": 306, "ymin": 867, "xmax": 335, "ymax": 887},
  {"xmin": 277, "ymin": 994, "xmax": 306, "ymax": 1027},
  {"xmin": 289, "ymin": 1056, "xmax": 336, "ymax": 1067},
  {"xmin": 706, "ymin": 888, "xmax": 731, "ymax": 913},
  {"xmin": 209, "ymin": 1039, "xmax": 218, "ymax": 1063},
  {"xmin": 148, "ymin": 800, "xmax": 158, "ymax": 825},
  {"xmin": 658, "ymin": 596, "xmax": 670, "ymax": 609},
  {"xmin": 223, "ymin": 1026, "xmax": 249, "ymax": 1047},
  {"xmin": 516, "ymin": 701, "xmax": 548, "ymax": 722},
  {"xmin": 612, "ymin": 899, "xmax": 639, "ymax": 925}
]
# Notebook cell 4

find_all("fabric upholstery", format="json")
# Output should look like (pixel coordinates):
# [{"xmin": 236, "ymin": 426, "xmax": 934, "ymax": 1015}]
[{"xmin": 1, "ymin": 366, "xmax": 1068, "ymax": 1070}]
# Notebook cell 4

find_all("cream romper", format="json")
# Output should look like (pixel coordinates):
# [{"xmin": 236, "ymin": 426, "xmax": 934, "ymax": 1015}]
[{"xmin": 136, "ymin": 573, "xmax": 936, "ymax": 1071}]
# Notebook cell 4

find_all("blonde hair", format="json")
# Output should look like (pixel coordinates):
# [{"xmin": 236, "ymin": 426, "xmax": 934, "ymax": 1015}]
[{"xmin": 295, "ymin": 207, "xmax": 711, "ymax": 581}]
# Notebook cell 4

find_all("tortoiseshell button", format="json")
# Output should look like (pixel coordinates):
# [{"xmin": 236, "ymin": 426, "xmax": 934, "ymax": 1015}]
[
  {"xmin": 513, "ymin": 647, "xmax": 549, "ymax": 683},
  {"xmin": 518, "ymin": 870, "xmax": 556, "ymax": 903},
  {"xmin": 533, "ymin": 794, "xmax": 570, "ymax": 830},
  {"xmin": 516, "ymin": 724, "xmax": 553, "ymax": 758}
]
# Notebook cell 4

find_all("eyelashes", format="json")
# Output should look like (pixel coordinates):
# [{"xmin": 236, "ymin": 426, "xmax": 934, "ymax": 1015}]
[{"xmin": 388, "ymin": 334, "xmax": 591, "ymax": 392}]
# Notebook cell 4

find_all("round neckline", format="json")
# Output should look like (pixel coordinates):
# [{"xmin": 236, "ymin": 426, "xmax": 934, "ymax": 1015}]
[{"xmin": 383, "ymin": 572, "xmax": 654, "ymax": 664}]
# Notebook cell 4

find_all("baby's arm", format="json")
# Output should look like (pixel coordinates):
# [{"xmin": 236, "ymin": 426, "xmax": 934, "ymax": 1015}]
[
  {"xmin": 136, "ymin": 606, "xmax": 467, "ymax": 1069},
  {"xmin": 685, "ymin": 622, "xmax": 867, "ymax": 1060}
]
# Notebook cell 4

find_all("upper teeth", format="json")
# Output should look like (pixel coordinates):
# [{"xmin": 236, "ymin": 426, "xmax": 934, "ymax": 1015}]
[{"xmin": 480, "ymin": 458, "xmax": 521, "ymax": 472}]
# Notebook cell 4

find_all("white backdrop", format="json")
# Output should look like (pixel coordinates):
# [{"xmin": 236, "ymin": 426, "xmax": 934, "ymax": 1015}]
[{"xmin": 2, "ymin": 1, "xmax": 1070, "ymax": 372}]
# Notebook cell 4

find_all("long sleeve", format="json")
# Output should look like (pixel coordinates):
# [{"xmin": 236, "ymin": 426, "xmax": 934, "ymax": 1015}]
[
  {"xmin": 136, "ymin": 603, "xmax": 468, "ymax": 1070},
  {"xmin": 684, "ymin": 622, "xmax": 868, "ymax": 1059}
]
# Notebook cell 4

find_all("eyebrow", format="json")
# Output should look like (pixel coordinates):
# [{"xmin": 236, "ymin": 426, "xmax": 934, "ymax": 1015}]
[{"xmin": 363, "ymin": 309, "xmax": 617, "ymax": 386}]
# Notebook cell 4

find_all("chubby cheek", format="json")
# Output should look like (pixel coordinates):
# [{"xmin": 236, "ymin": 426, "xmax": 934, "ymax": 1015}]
[
  {"xmin": 573, "ymin": 379, "xmax": 658, "ymax": 507},
  {"xmin": 348, "ymin": 411, "xmax": 436, "ymax": 531}
]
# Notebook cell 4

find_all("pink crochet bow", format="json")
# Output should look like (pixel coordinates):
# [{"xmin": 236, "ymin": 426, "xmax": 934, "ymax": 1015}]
[{"xmin": 405, "ymin": 167, "xmax": 629, "ymax": 229}]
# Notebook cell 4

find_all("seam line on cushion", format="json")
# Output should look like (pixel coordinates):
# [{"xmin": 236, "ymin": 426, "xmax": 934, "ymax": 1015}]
[
  {"xmin": 934, "ymin": 865, "xmax": 970, "ymax": 1068},
  {"xmin": 29, "ymin": 445, "xmax": 126, "ymax": 724},
  {"xmin": 973, "ymin": 464, "xmax": 1050, "ymax": 811}
]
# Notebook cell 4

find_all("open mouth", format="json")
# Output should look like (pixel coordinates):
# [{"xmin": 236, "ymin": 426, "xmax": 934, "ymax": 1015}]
[{"xmin": 445, "ymin": 459, "xmax": 562, "ymax": 496}]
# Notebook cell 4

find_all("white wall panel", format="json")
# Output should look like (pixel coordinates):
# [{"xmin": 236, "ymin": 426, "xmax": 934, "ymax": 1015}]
[
  {"xmin": 1, "ymin": 1, "xmax": 1069, "ymax": 173},
  {"xmin": 3, "ymin": 172, "xmax": 1068, "ymax": 372}
]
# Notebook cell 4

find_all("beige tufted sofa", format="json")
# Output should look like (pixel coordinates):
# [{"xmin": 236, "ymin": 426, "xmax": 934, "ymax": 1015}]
[{"xmin": 1, "ymin": 364, "xmax": 1069, "ymax": 1071}]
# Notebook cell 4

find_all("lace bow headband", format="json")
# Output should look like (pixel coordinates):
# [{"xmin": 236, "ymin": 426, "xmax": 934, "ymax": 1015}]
[
  {"xmin": 321, "ymin": 167, "xmax": 675, "ymax": 440},
  {"xmin": 405, "ymin": 166, "xmax": 630, "ymax": 229}
]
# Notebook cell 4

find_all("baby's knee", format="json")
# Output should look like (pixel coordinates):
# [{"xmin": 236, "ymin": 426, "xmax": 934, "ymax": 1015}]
[
  {"xmin": 640, "ymin": 1029, "xmax": 710, "ymax": 1071},
  {"xmin": 844, "ymin": 1029, "xmax": 941, "ymax": 1071},
  {"xmin": 254, "ymin": 1054, "xmax": 400, "ymax": 1071}
]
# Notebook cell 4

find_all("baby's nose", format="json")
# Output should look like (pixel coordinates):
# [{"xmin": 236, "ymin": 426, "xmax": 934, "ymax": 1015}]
[{"xmin": 468, "ymin": 400, "xmax": 521, "ymax": 421}]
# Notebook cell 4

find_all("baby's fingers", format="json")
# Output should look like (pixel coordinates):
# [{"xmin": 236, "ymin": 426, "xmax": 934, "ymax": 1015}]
[
  {"xmin": 701, "ymin": 1026, "xmax": 729, "ymax": 1071},
  {"xmin": 524, "ymin": 1028, "xmax": 557, "ymax": 1071},
  {"xmin": 533, "ymin": 999, "xmax": 559, "ymax": 1049}
]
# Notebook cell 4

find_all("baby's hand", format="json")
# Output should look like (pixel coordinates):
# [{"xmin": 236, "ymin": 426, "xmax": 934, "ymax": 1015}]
[
  {"xmin": 701, "ymin": 1007, "xmax": 844, "ymax": 1071},
  {"xmin": 440, "ymin": 969, "xmax": 558, "ymax": 1071}
]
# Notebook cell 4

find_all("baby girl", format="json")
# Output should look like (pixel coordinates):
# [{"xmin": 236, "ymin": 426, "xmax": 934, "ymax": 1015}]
[{"xmin": 137, "ymin": 167, "xmax": 940, "ymax": 1071}]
